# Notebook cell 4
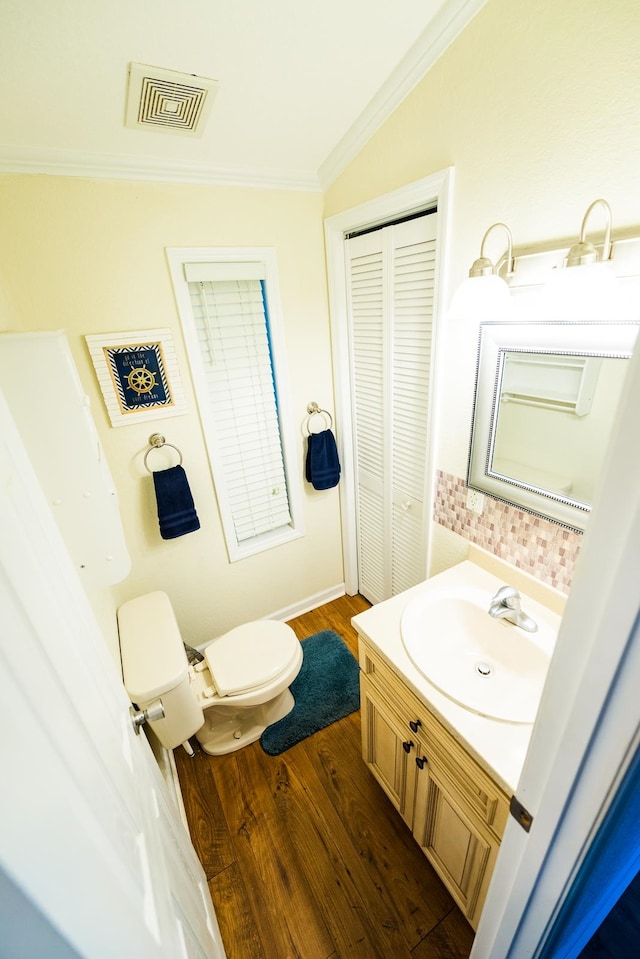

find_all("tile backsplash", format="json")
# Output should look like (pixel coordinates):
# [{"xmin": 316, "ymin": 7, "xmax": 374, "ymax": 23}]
[{"xmin": 434, "ymin": 470, "xmax": 582, "ymax": 594}]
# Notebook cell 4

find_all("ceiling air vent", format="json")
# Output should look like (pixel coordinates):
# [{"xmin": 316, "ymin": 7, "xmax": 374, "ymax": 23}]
[{"xmin": 126, "ymin": 62, "xmax": 218, "ymax": 137}]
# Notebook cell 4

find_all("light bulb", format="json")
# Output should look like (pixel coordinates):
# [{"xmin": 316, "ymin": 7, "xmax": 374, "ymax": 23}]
[{"xmin": 448, "ymin": 273, "xmax": 512, "ymax": 322}]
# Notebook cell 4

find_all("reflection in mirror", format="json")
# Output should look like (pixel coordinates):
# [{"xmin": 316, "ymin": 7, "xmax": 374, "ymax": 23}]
[
  {"xmin": 490, "ymin": 353, "xmax": 627, "ymax": 506},
  {"xmin": 468, "ymin": 323, "xmax": 639, "ymax": 532}
]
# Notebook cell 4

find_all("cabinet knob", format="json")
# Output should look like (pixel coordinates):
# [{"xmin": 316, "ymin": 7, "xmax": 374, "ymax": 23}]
[
  {"xmin": 415, "ymin": 755, "xmax": 428, "ymax": 769},
  {"xmin": 402, "ymin": 740, "xmax": 414, "ymax": 754},
  {"xmin": 409, "ymin": 719, "xmax": 422, "ymax": 733}
]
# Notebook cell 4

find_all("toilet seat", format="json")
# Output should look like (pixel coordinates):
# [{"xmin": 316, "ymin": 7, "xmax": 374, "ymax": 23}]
[{"xmin": 204, "ymin": 621, "xmax": 300, "ymax": 697}]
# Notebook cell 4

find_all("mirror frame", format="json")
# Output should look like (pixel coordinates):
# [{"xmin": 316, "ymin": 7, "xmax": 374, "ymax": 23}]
[{"xmin": 468, "ymin": 321, "xmax": 639, "ymax": 532}]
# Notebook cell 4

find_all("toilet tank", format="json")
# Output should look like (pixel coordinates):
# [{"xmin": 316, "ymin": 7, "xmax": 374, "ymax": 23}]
[{"xmin": 118, "ymin": 591, "xmax": 204, "ymax": 750}]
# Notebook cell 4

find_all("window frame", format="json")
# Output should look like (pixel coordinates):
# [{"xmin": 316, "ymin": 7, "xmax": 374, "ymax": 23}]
[{"xmin": 166, "ymin": 246, "xmax": 304, "ymax": 562}]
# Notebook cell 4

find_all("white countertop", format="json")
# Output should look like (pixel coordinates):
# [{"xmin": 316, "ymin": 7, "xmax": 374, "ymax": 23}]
[{"xmin": 352, "ymin": 556, "xmax": 564, "ymax": 795}]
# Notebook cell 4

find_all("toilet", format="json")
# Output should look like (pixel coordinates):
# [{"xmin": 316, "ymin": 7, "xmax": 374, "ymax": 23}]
[{"xmin": 118, "ymin": 591, "xmax": 303, "ymax": 756}]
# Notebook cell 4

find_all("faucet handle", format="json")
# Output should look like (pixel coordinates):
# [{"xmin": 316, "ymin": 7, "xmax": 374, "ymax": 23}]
[{"xmin": 492, "ymin": 585, "xmax": 521, "ymax": 609}]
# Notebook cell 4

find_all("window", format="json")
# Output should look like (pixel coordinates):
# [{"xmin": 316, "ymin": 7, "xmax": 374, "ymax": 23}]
[{"xmin": 167, "ymin": 248, "xmax": 303, "ymax": 561}]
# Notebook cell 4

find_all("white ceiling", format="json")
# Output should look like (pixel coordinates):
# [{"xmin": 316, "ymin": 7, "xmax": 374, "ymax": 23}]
[{"xmin": 0, "ymin": 0, "xmax": 484, "ymax": 190}]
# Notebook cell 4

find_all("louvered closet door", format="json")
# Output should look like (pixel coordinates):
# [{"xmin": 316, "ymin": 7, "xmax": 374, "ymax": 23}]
[
  {"xmin": 348, "ymin": 230, "xmax": 386, "ymax": 603},
  {"xmin": 347, "ymin": 213, "xmax": 437, "ymax": 604}
]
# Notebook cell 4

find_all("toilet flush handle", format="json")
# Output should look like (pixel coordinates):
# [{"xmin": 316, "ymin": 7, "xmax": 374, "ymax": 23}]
[{"xmin": 130, "ymin": 698, "xmax": 165, "ymax": 735}]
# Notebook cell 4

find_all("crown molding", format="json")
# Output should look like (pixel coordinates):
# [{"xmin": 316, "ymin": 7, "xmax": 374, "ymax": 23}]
[
  {"xmin": 0, "ymin": 0, "xmax": 485, "ymax": 195},
  {"xmin": 0, "ymin": 145, "xmax": 322, "ymax": 193},
  {"xmin": 317, "ymin": 0, "xmax": 488, "ymax": 190}
]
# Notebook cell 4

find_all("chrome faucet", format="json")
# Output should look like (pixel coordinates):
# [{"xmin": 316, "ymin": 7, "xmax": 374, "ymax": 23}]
[{"xmin": 488, "ymin": 586, "xmax": 538, "ymax": 632}]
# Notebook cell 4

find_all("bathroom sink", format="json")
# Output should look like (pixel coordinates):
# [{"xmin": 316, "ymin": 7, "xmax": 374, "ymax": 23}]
[{"xmin": 400, "ymin": 587, "xmax": 553, "ymax": 724}]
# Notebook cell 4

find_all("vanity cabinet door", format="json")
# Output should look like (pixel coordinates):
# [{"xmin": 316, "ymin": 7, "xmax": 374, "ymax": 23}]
[
  {"xmin": 358, "ymin": 635, "xmax": 508, "ymax": 929},
  {"xmin": 360, "ymin": 674, "xmax": 417, "ymax": 826},
  {"xmin": 412, "ymin": 751, "xmax": 498, "ymax": 930}
]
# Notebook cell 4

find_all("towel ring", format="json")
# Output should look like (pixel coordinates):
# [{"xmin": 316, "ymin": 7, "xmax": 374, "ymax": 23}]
[
  {"xmin": 305, "ymin": 401, "xmax": 333, "ymax": 435},
  {"xmin": 144, "ymin": 433, "xmax": 183, "ymax": 473}
]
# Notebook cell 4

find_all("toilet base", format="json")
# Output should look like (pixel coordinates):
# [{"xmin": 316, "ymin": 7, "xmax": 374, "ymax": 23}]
[{"xmin": 195, "ymin": 688, "xmax": 295, "ymax": 756}]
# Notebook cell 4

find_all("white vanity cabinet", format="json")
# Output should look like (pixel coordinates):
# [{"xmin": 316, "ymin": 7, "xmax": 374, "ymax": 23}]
[{"xmin": 358, "ymin": 637, "xmax": 509, "ymax": 929}]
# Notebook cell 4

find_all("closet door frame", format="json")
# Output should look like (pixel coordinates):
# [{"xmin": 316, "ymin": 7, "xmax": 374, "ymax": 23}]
[{"xmin": 324, "ymin": 168, "xmax": 454, "ymax": 594}]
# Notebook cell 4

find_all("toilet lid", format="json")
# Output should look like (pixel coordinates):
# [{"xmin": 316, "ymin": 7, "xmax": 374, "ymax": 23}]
[{"xmin": 204, "ymin": 621, "xmax": 299, "ymax": 696}]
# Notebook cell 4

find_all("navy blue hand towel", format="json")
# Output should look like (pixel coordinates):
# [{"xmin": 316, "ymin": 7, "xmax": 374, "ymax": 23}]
[
  {"xmin": 306, "ymin": 429, "xmax": 341, "ymax": 490},
  {"xmin": 152, "ymin": 465, "xmax": 201, "ymax": 539}
]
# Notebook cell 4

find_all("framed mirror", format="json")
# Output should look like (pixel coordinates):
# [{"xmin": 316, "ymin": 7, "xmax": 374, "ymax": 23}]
[{"xmin": 468, "ymin": 322, "xmax": 639, "ymax": 531}]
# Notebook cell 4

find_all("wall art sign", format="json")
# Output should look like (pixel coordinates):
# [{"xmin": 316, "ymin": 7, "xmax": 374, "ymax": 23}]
[{"xmin": 85, "ymin": 329, "xmax": 187, "ymax": 427}]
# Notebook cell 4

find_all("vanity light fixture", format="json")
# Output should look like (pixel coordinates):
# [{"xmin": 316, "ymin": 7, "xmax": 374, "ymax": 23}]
[
  {"xmin": 563, "ymin": 198, "xmax": 613, "ymax": 267},
  {"xmin": 448, "ymin": 222, "xmax": 515, "ymax": 321},
  {"xmin": 543, "ymin": 199, "xmax": 621, "ymax": 322}
]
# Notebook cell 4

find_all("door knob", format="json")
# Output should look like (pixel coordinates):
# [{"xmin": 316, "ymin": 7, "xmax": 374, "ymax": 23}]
[
  {"xmin": 415, "ymin": 755, "xmax": 429, "ymax": 770},
  {"xmin": 402, "ymin": 740, "xmax": 414, "ymax": 753},
  {"xmin": 409, "ymin": 719, "xmax": 422, "ymax": 733},
  {"xmin": 130, "ymin": 699, "xmax": 165, "ymax": 735}
]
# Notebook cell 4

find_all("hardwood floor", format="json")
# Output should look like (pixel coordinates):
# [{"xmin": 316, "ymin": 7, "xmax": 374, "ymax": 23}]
[{"xmin": 175, "ymin": 594, "xmax": 475, "ymax": 959}]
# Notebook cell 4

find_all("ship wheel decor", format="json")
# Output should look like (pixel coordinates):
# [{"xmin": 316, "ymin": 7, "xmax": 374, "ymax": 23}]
[
  {"xmin": 85, "ymin": 328, "xmax": 187, "ymax": 427},
  {"xmin": 125, "ymin": 365, "xmax": 158, "ymax": 395}
]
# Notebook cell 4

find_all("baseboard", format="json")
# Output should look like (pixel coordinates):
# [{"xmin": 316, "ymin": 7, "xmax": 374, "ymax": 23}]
[{"xmin": 268, "ymin": 583, "xmax": 346, "ymax": 623}]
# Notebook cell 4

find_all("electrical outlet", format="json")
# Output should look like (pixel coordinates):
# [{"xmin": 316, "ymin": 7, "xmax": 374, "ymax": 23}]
[{"xmin": 466, "ymin": 488, "xmax": 485, "ymax": 515}]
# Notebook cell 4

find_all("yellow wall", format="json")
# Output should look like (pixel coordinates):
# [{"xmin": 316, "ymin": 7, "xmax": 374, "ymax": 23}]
[
  {"xmin": 0, "ymin": 177, "xmax": 343, "ymax": 652},
  {"xmin": 324, "ymin": 0, "xmax": 640, "ymax": 568},
  {"xmin": 2, "ymin": 0, "xmax": 640, "ymax": 653}
]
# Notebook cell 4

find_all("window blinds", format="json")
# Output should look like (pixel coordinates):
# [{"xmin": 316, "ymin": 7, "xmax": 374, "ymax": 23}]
[{"xmin": 187, "ymin": 277, "xmax": 292, "ymax": 544}]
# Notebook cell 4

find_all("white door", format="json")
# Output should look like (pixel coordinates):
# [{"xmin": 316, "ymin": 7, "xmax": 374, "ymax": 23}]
[
  {"xmin": 0, "ymin": 387, "xmax": 226, "ymax": 959},
  {"xmin": 346, "ymin": 212, "xmax": 438, "ymax": 603}
]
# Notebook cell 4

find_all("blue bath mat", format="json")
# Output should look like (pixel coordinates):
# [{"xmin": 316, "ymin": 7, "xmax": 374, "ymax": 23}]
[{"xmin": 260, "ymin": 630, "xmax": 360, "ymax": 756}]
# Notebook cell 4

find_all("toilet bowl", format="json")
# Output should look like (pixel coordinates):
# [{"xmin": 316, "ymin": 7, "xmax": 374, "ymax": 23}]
[{"xmin": 118, "ymin": 591, "xmax": 303, "ymax": 756}]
